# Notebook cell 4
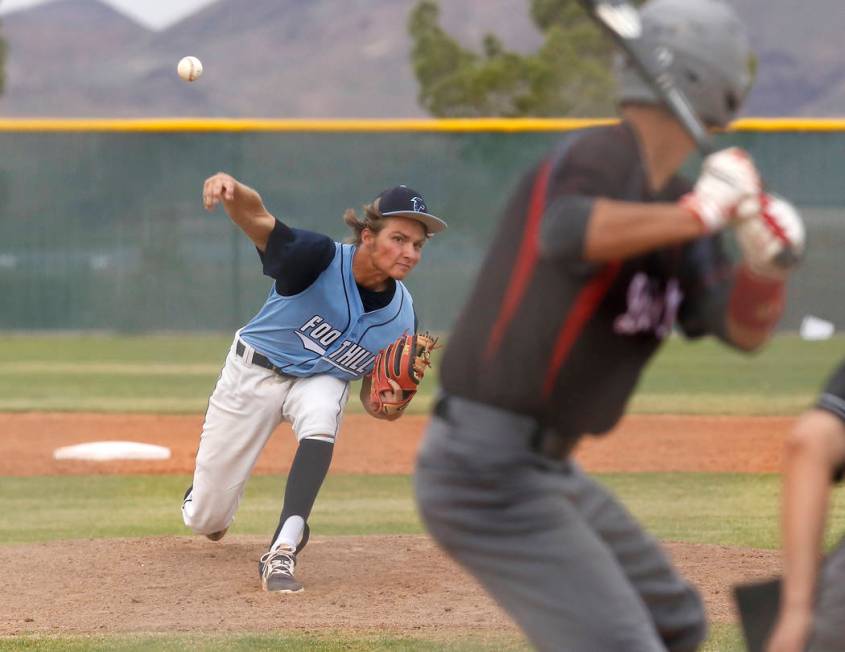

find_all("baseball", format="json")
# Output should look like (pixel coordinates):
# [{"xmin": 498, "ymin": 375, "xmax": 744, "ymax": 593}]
[{"xmin": 177, "ymin": 56, "xmax": 203, "ymax": 82}]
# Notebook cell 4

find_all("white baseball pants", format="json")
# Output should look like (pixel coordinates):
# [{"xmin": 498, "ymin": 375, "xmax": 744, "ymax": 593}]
[{"xmin": 182, "ymin": 336, "xmax": 350, "ymax": 536}]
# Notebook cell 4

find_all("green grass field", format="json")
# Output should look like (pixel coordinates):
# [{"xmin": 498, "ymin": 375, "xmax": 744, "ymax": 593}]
[
  {"xmin": 2, "ymin": 474, "xmax": 843, "ymax": 549},
  {"xmin": 0, "ymin": 333, "xmax": 842, "ymax": 413},
  {"xmin": 2, "ymin": 333, "xmax": 843, "ymax": 650}
]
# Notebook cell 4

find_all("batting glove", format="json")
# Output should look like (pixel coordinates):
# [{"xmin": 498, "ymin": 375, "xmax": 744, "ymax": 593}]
[
  {"xmin": 735, "ymin": 193, "xmax": 805, "ymax": 279},
  {"xmin": 681, "ymin": 147, "xmax": 762, "ymax": 233}
]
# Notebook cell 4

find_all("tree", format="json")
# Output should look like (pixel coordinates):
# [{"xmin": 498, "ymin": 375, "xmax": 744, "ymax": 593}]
[{"xmin": 408, "ymin": 0, "xmax": 628, "ymax": 118}]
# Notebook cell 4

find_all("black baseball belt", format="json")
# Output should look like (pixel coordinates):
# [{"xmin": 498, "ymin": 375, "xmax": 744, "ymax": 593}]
[
  {"xmin": 235, "ymin": 340, "xmax": 287, "ymax": 376},
  {"xmin": 433, "ymin": 394, "xmax": 577, "ymax": 460}
]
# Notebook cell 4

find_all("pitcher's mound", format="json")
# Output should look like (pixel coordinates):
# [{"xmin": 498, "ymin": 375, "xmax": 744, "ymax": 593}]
[{"xmin": 1, "ymin": 534, "xmax": 778, "ymax": 636}]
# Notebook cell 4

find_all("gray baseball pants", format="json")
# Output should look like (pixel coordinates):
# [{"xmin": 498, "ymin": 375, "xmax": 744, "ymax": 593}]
[
  {"xmin": 414, "ymin": 395, "xmax": 707, "ymax": 652},
  {"xmin": 810, "ymin": 536, "xmax": 845, "ymax": 651}
]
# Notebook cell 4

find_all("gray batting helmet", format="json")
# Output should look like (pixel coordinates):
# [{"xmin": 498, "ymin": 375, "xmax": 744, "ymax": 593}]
[{"xmin": 614, "ymin": 0, "xmax": 753, "ymax": 127}]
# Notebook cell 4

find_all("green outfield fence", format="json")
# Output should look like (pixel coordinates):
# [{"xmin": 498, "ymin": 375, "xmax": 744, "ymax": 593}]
[{"xmin": 0, "ymin": 118, "xmax": 843, "ymax": 333}]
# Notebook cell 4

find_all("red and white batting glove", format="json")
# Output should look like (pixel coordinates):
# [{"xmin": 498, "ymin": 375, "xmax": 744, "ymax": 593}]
[
  {"xmin": 680, "ymin": 147, "xmax": 762, "ymax": 233},
  {"xmin": 735, "ymin": 193, "xmax": 805, "ymax": 279}
]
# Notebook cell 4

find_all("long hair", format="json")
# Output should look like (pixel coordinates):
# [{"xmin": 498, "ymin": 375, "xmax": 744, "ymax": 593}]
[{"xmin": 343, "ymin": 198, "xmax": 388, "ymax": 245}]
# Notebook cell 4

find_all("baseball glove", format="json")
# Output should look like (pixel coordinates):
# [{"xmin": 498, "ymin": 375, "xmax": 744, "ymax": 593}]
[{"xmin": 369, "ymin": 332, "xmax": 439, "ymax": 417}]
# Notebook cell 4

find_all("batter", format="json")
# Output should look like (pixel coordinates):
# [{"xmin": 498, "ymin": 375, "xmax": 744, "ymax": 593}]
[{"xmin": 414, "ymin": 1, "xmax": 805, "ymax": 650}]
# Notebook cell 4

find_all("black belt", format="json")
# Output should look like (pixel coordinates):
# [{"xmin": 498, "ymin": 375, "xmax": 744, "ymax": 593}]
[
  {"xmin": 433, "ymin": 395, "xmax": 577, "ymax": 460},
  {"xmin": 235, "ymin": 340, "xmax": 286, "ymax": 375}
]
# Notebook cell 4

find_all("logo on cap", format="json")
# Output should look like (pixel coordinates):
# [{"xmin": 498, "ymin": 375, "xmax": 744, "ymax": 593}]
[{"xmin": 411, "ymin": 196, "xmax": 426, "ymax": 213}]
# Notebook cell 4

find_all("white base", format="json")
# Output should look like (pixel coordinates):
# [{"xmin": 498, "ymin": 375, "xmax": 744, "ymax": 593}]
[{"xmin": 53, "ymin": 441, "xmax": 171, "ymax": 461}]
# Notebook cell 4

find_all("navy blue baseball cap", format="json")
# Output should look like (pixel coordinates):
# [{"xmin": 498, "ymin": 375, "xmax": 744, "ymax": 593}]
[{"xmin": 374, "ymin": 185, "xmax": 447, "ymax": 235}]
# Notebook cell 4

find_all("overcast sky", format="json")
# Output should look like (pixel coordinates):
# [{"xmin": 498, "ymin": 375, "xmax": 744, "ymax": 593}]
[{"xmin": 0, "ymin": 0, "xmax": 219, "ymax": 29}]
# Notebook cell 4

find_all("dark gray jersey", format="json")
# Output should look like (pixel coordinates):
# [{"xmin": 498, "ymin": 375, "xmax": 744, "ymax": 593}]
[{"xmin": 440, "ymin": 123, "xmax": 734, "ymax": 438}]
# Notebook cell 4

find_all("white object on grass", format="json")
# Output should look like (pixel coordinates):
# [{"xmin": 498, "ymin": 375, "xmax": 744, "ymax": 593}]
[
  {"xmin": 799, "ymin": 315, "xmax": 835, "ymax": 341},
  {"xmin": 53, "ymin": 441, "xmax": 171, "ymax": 461}
]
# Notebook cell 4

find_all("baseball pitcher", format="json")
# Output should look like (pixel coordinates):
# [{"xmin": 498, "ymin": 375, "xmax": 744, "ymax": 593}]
[{"xmin": 182, "ymin": 176, "xmax": 445, "ymax": 593}]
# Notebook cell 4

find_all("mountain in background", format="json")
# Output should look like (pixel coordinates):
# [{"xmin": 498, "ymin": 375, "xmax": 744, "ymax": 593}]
[
  {"xmin": 734, "ymin": 0, "xmax": 845, "ymax": 116},
  {"xmin": 0, "ymin": 0, "xmax": 841, "ymax": 118}
]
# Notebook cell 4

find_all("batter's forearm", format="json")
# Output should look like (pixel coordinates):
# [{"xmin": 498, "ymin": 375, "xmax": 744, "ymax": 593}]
[
  {"xmin": 582, "ymin": 199, "xmax": 704, "ymax": 262},
  {"xmin": 723, "ymin": 264, "xmax": 785, "ymax": 351}
]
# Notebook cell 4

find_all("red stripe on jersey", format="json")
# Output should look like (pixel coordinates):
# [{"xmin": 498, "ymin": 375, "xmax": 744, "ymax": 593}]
[
  {"xmin": 542, "ymin": 262, "xmax": 621, "ymax": 399},
  {"xmin": 483, "ymin": 159, "xmax": 554, "ymax": 361}
]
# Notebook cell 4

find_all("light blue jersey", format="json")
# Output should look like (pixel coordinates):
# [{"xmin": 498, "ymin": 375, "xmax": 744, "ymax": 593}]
[{"xmin": 239, "ymin": 243, "xmax": 415, "ymax": 380}]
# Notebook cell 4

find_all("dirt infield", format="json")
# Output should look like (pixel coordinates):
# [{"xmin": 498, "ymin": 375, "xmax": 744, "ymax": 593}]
[
  {"xmin": 1, "ymin": 535, "xmax": 777, "ymax": 636},
  {"xmin": 1, "ymin": 412, "xmax": 788, "ymax": 638},
  {"xmin": 0, "ymin": 412, "xmax": 792, "ymax": 476}
]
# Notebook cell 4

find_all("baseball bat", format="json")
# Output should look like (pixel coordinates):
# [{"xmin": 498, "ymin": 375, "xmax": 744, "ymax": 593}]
[{"xmin": 577, "ymin": 0, "xmax": 799, "ymax": 267}]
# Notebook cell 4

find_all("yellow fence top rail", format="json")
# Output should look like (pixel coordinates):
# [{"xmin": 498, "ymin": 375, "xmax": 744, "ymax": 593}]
[{"xmin": 0, "ymin": 117, "xmax": 843, "ymax": 132}]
